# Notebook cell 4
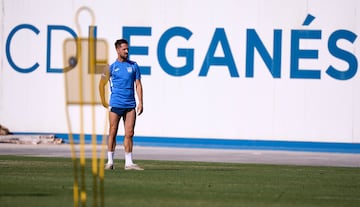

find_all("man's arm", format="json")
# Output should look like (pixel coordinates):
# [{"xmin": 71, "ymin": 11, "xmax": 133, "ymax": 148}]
[
  {"xmin": 99, "ymin": 65, "xmax": 110, "ymax": 108},
  {"xmin": 135, "ymin": 79, "xmax": 143, "ymax": 115}
]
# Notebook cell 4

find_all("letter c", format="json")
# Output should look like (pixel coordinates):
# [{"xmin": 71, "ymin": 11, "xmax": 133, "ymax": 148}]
[{"xmin": 6, "ymin": 24, "xmax": 40, "ymax": 73}]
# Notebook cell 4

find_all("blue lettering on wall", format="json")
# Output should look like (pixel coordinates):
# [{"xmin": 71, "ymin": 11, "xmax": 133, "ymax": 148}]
[
  {"xmin": 326, "ymin": 30, "xmax": 358, "ymax": 80},
  {"xmin": 157, "ymin": 27, "xmax": 194, "ymax": 76},
  {"xmin": 4, "ymin": 14, "xmax": 359, "ymax": 80},
  {"xmin": 6, "ymin": 24, "xmax": 77, "ymax": 74},
  {"xmin": 123, "ymin": 26, "xmax": 152, "ymax": 75},
  {"xmin": 6, "ymin": 24, "xmax": 40, "ymax": 73},
  {"xmin": 246, "ymin": 29, "xmax": 282, "ymax": 78},
  {"xmin": 47, "ymin": 25, "xmax": 77, "ymax": 73},
  {"xmin": 199, "ymin": 28, "xmax": 239, "ymax": 77},
  {"xmin": 290, "ymin": 29, "xmax": 322, "ymax": 79}
]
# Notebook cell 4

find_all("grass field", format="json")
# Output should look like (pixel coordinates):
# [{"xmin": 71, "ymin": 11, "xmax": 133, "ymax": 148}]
[{"xmin": 0, "ymin": 155, "xmax": 359, "ymax": 207}]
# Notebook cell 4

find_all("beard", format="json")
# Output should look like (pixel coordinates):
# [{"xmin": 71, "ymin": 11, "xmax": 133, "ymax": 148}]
[{"xmin": 120, "ymin": 53, "xmax": 128, "ymax": 60}]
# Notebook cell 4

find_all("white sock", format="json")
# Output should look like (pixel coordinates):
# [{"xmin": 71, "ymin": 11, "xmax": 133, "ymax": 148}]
[
  {"xmin": 107, "ymin": 151, "xmax": 114, "ymax": 164},
  {"xmin": 125, "ymin": 152, "xmax": 134, "ymax": 166}
]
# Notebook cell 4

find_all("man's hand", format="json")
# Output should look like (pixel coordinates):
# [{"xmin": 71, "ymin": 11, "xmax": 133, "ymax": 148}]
[
  {"xmin": 102, "ymin": 102, "xmax": 109, "ymax": 108},
  {"xmin": 99, "ymin": 64, "xmax": 110, "ymax": 109},
  {"xmin": 137, "ymin": 103, "xmax": 143, "ymax": 116}
]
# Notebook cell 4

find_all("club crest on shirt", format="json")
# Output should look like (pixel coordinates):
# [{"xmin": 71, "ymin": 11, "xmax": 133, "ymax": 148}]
[{"xmin": 127, "ymin": 67, "xmax": 133, "ymax": 73}]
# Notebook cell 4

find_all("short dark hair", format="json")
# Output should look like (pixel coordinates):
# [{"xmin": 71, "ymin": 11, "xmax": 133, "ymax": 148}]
[{"xmin": 114, "ymin": 39, "xmax": 128, "ymax": 48}]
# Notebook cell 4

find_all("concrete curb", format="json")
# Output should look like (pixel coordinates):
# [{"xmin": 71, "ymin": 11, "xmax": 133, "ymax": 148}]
[{"xmin": 0, "ymin": 135, "xmax": 63, "ymax": 145}]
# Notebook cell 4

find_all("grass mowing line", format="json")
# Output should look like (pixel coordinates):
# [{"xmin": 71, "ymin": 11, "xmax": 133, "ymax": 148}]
[{"xmin": 0, "ymin": 155, "xmax": 359, "ymax": 207}]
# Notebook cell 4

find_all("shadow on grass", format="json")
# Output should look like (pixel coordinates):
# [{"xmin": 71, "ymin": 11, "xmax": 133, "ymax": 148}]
[{"xmin": 0, "ymin": 193, "xmax": 51, "ymax": 197}]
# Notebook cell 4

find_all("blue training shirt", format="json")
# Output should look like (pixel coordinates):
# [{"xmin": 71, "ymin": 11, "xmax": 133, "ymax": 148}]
[{"xmin": 109, "ymin": 59, "xmax": 141, "ymax": 108}]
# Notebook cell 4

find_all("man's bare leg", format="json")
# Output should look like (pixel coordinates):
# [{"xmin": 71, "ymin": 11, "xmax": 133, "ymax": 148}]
[
  {"xmin": 123, "ymin": 109, "xmax": 136, "ymax": 153},
  {"xmin": 105, "ymin": 111, "xmax": 121, "ymax": 169},
  {"xmin": 123, "ymin": 109, "xmax": 143, "ymax": 170}
]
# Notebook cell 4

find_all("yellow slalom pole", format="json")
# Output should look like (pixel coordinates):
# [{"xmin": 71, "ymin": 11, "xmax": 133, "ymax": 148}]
[
  {"xmin": 76, "ymin": 36, "xmax": 87, "ymax": 207},
  {"xmin": 89, "ymin": 25, "xmax": 99, "ymax": 207},
  {"xmin": 64, "ymin": 40, "xmax": 80, "ymax": 207},
  {"xmin": 99, "ymin": 111, "xmax": 108, "ymax": 207},
  {"xmin": 66, "ymin": 106, "xmax": 79, "ymax": 207}
]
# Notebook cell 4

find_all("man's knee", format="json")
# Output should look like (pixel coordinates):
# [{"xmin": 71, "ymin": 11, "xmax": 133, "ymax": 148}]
[
  {"xmin": 110, "ymin": 123, "xmax": 118, "ymax": 130},
  {"xmin": 124, "ymin": 132, "xmax": 134, "ymax": 139}
]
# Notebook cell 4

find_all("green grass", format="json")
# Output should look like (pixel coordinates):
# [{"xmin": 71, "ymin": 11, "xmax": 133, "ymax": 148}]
[{"xmin": 0, "ymin": 155, "xmax": 359, "ymax": 207}]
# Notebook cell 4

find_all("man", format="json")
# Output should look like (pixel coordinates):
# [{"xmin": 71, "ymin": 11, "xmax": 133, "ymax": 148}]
[{"xmin": 99, "ymin": 39, "xmax": 144, "ymax": 171}]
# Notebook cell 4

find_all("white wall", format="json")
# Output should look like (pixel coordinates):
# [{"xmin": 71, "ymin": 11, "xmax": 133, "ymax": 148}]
[{"xmin": 1, "ymin": 0, "xmax": 359, "ymax": 143}]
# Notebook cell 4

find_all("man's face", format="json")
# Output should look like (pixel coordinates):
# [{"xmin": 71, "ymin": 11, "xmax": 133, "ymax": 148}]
[{"xmin": 116, "ymin": 43, "xmax": 129, "ymax": 60}]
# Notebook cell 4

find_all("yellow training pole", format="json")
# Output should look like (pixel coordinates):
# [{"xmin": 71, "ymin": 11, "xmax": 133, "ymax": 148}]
[
  {"xmin": 64, "ymin": 40, "xmax": 80, "ymax": 207},
  {"xmin": 99, "ymin": 112, "xmax": 108, "ymax": 207},
  {"xmin": 65, "ymin": 107, "xmax": 79, "ymax": 207},
  {"xmin": 76, "ymin": 36, "xmax": 87, "ymax": 207},
  {"xmin": 89, "ymin": 25, "xmax": 99, "ymax": 207}
]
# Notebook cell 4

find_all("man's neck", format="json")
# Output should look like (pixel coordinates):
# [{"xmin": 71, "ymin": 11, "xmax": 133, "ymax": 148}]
[{"xmin": 117, "ymin": 58, "xmax": 126, "ymax": 62}]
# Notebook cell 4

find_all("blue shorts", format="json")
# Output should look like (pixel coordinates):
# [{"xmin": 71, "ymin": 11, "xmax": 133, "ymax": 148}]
[{"xmin": 110, "ymin": 107, "xmax": 134, "ymax": 116}]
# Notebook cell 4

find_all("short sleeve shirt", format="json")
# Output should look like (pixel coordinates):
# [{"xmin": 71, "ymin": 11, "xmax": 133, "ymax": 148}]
[{"xmin": 109, "ymin": 59, "xmax": 141, "ymax": 108}]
